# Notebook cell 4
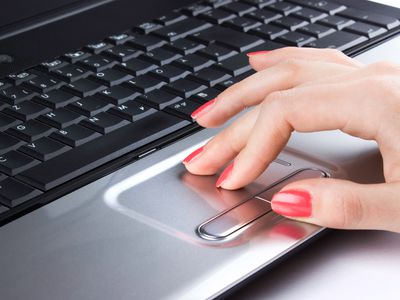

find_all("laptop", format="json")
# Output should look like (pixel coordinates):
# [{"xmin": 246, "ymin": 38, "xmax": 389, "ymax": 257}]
[{"xmin": 0, "ymin": 0, "xmax": 398, "ymax": 299}]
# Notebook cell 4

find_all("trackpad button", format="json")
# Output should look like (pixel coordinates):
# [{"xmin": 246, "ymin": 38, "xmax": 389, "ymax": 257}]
[{"xmin": 197, "ymin": 169, "xmax": 327, "ymax": 240}]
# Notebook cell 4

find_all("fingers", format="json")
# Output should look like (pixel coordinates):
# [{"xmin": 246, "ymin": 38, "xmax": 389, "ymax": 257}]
[
  {"xmin": 183, "ymin": 106, "xmax": 259, "ymax": 175},
  {"xmin": 270, "ymin": 178, "xmax": 400, "ymax": 233},
  {"xmin": 194, "ymin": 59, "xmax": 355, "ymax": 128},
  {"xmin": 217, "ymin": 80, "xmax": 394, "ymax": 190},
  {"xmin": 248, "ymin": 47, "xmax": 363, "ymax": 72}
]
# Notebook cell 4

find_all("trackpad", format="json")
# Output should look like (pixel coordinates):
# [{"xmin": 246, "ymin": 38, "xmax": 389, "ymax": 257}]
[{"xmin": 104, "ymin": 153, "xmax": 322, "ymax": 243}]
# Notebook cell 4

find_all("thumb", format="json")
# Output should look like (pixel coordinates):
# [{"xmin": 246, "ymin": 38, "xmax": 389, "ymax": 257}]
[{"xmin": 271, "ymin": 178, "xmax": 400, "ymax": 233}]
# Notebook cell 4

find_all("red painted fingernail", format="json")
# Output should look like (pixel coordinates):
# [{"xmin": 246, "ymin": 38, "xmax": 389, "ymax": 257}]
[
  {"xmin": 246, "ymin": 50, "xmax": 270, "ymax": 57},
  {"xmin": 191, "ymin": 98, "xmax": 217, "ymax": 119},
  {"xmin": 183, "ymin": 146, "xmax": 204, "ymax": 164},
  {"xmin": 216, "ymin": 163, "xmax": 234, "ymax": 188},
  {"xmin": 271, "ymin": 190, "xmax": 312, "ymax": 217}
]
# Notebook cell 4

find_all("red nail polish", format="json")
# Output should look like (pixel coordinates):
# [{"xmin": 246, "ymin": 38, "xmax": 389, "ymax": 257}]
[
  {"xmin": 183, "ymin": 146, "xmax": 204, "ymax": 164},
  {"xmin": 191, "ymin": 98, "xmax": 217, "ymax": 119},
  {"xmin": 271, "ymin": 190, "xmax": 312, "ymax": 217},
  {"xmin": 216, "ymin": 163, "xmax": 234, "ymax": 188},
  {"xmin": 246, "ymin": 50, "xmax": 270, "ymax": 57}
]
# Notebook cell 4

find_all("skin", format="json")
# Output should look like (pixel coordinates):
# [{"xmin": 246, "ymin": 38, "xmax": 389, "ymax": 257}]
[{"xmin": 183, "ymin": 47, "xmax": 400, "ymax": 233}]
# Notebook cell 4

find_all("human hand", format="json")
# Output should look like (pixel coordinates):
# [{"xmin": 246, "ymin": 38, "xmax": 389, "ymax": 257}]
[{"xmin": 183, "ymin": 47, "xmax": 400, "ymax": 233}]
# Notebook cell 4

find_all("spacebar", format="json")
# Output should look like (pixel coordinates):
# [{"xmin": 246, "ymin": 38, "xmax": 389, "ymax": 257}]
[{"xmin": 17, "ymin": 112, "xmax": 191, "ymax": 191}]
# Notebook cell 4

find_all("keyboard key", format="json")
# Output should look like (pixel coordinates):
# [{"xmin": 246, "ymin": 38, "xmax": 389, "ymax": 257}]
[
  {"xmin": 116, "ymin": 58, "xmax": 157, "ymax": 76},
  {"xmin": 298, "ymin": 23, "xmax": 336, "ymax": 38},
  {"xmin": 268, "ymin": 2, "xmax": 301, "ymax": 16},
  {"xmin": 18, "ymin": 112, "xmax": 190, "ymax": 190},
  {"xmin": 68, "ymin": 96, "xmax": 113, "ymax": 117},
  {"xmin": 78, "ymin": 55, "xmax": 116, "ymax": 72},
  {"xmin": 140, "ymin": 47, "xmax": 182, "ymax": 66},
  {"xmin": 50, "ymin": 124, "xmax": 101, "ymax": 147},
  {"xmin": 150, "ymin": 65, "xmax": 190, "ymax": 83},
  {"xmin": 134, "ymin": 22, "xmax": 163, "ymax": 34},
  {"xmin": 106, "ymin": 33, "xmax": 132, "ymax": 45},
  {"xmin": 0, "ymin": 86, "xmax": 35, "ymax": 105},
  {"xmin": 39, "ymin": 59, "xmax": 66, "ymax": 72},
  {"xmin": 23, "ymin": 74, "xmax": 63, "ymax": 93},
  {"xmin": 164, "ymin": 99, "xmax": 202, "ymax": 121},
  {"xmin": 128, "ymin": 34, "xmax": 166, "ymax": 52},
  {"xmin": 6, "ymin": 120, "xmax": 55, "ymax": 142},
  {"xmin": 199, "ymin": 9, "xmax": 236, "ymax": 24},
  {"xmin": 7, "ymin": 71, "xmax": 36, "ymax": 85},
  {"xmin": 63, "ymin": 78, "xmax": 106, "ymax": 97},
  {"xmin": 165, "ymin": 39, "xmax": 205, "ymax": 55},
  {"xmin": 63, "ymin": 51, "xmax": 90, "ymax": 63},
  {"xmin": 338, "ymin": 8, "xmax": 400, "ymax": 30},
  {"xmin": 292, "ymin": 7, "xmax": 328, "ymax": 22},
  {"xmin": 0, "ymin": 205, "xmax": 9, "ymax": 214},
  {"xmin": 214, "ymin": 53, "xmax": 251, "ymax": 76},
  {"xmin": 224, "ymin": 16, "xmax": 262, "ymax": 32},
  {"xmin": 188, "ymin": 67, "xmax": 231, "ymax": 87},
  {"xmin": 276, "ymin": 31, "xmax": 316, "ymax": 46},
  {"xmin": 182, "ymin": 4, "xmax": 212, "ymax": 16},
  {"xmin": 0, "ymin": 132, "xmax": 25, "ymax": 155},
  {"xmin": 250, "ymin": 24, "xmax": 289, "ymax": 39},
  {"xmin": 215, "ymin": 41, "xmax": 282, "ymax": 76},
  {"xmin": 272, "ymin": 16, "xmax": 309, "ymax": 31},
  {"xmin": 0, "ymin": 178, "xmax": 42, "ymax": 208},
  {"xmin": 89, "ymin": 68, "xmax": 133, "ymax": 86},
  {"xmin": 205, "ymin": 0, "xmax": 233, "ymax": 8},
  {"xmin": 109, "ymin": 101, "xmax": 156, "ymax": 121},
  {"xmin": 222, "ymin": 2, "xmax": 256, "ymax": 16},
  {"xmin": 190, "ymin": 87, "xmax": 221, "ymax": 104},
  {"xmin": 198, "ymin": 43, "xmax": 237, "ymax": 61},
  {"xmin": 19, "ymin": 137, "xmax": 71, "ymax": 161},
  {"xmin": 38, "ymin": 108, "xmax": 86, "ymax": 129},
  {"xmin": 153, "ymin": 18, "xmax": 212, "ymax": 41},
  {"xmin": 84, "ymin": 42, "xmax": 112, "ymax": 54},
  {"xmin": 344, "ymin": 22, "xmax": 387, "ymax": 38},
  {"xmin": 80, "ymin": 112, "xmax": 130, "ymax": 134},
  {"xmin": 0, "ymin": 80, "xmax": 10, "ymax": 90},
  {"xmin": 103, "ymin": 45, "xmax": 141, "ymax": 62},
  {"xmin": 0, "ymin": 150, "xmax": 39, "ymax": 176},
  {"xmin": 155, "ymin": 12, "xmax": 187, "ymax": 26},
  {"xmin": 191, "ymin": 26, "xmax": 264, "ymax": 52},
  {"xmin": 51, "ymin": 64, "xmax": 90, "ymax": 83},
  {"xmin": 242, "ymin": 0, "xmax": 276, "ymax": 8},
  {"xmin": 98, "ymin": 85, "xmax": 140, "ymax": 105},
  {"xmin": 125, "ymin": 74, "xmax": 166, "ymax": 93},
  {"xmin": 305, "ymin": 30, "xmax": 368, "ymax": 51},
  {"xmin": 246, "ymin": 9, "xmax": 282, "ymax": 23},
  {"xmin": 137, "ymin": 89, "xmax": 183, "ymax": 110},
  {"xmin": 317, "ymin": 15, "xmax": 355, "ymax": 30},
  {"xmin": 289, "ymin": 0, "xmax": 346, "ymax": 15},
  {"xmin": 163, "ymin": 78, "xmax": 207, "ymax": 98},
  {"xmin": 173, "ymin": 54, "xmax": 214, "ymax": 72},
  {"xmin": 33, "ymin": 90, "xmax": 79, "ymax": 109},
  {"xmin": 0, "ymin": 113, "xmax": 22, "ymax": 131},
  {"xmin": 3, "ymin": 101, "xmax": 51, "ymax": 121}
]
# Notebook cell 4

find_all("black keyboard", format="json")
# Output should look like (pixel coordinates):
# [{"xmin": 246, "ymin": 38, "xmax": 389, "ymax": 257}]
[{"xmin": 0, "ymin": 0, "xmax": 399, "ymax": 225}]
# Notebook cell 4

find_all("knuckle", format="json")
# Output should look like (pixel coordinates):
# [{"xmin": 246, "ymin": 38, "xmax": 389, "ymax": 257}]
[
  {"xmin": 331, "ymin": 186, "xmax": 364, "ymax": 228},
  {"xmin": 280, "ymin": 58, "xmax": 306, "ymax": 79},
  {"xmin": 323, "ymin": 48, "xmax": 347, "ymax": 61},
  {"xmin": 369, "ymin": 61, "xmax": 400, "ymax": 74}
]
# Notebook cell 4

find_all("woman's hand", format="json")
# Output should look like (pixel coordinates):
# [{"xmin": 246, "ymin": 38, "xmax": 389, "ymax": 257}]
[{"xmin": 183, "ymin": 47, "xmax": 400, "ymax": 233}]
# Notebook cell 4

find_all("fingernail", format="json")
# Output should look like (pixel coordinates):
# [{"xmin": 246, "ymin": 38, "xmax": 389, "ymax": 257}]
[
  {"xmin": 191, "ymin": 98, "xmax": 217, "ymax": 119},
  {"xmin": 246, "ymin": 50, "xmax": 270, "ymax": 57},
  {"xmin": 216, "ymin": 163, "xmax": 234, "ymax": 188},
  {"xmin": 183, "ymin": 146, "xmax": 204, "ymax": 164},
  {"xmin": 271, "ymin": 190, "xmax": 312, "ymax": 217}
]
